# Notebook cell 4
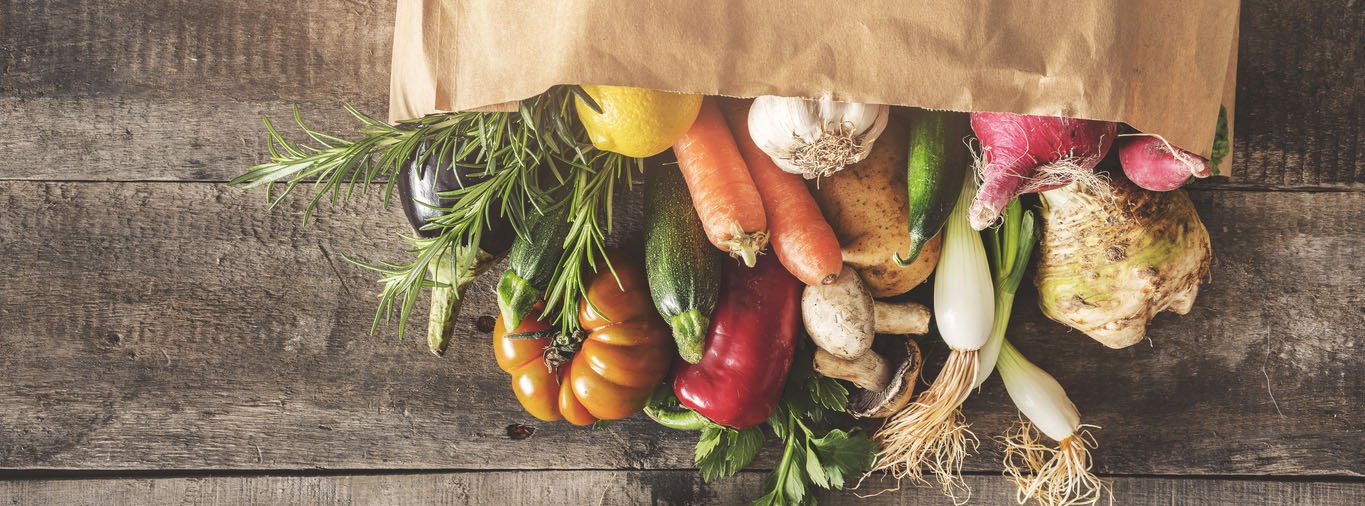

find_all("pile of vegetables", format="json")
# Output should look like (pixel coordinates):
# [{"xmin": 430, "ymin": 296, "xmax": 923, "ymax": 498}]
[{"xmin": 235, "ymin": 85, "xmax": 1222, "ymax": 505}]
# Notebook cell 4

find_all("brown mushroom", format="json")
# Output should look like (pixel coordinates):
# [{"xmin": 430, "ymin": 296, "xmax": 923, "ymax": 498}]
[
  {"xmin": 803, "ymin": 266, "xmax": 931, "ymax": 359},
  {"xmin": 813, "ymin": 337, "xmax": 923, "ymax": 418}
]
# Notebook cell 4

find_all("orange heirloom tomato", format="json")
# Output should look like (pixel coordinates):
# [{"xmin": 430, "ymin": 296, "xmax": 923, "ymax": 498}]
[{"xmin": 493, "ymin": 258, "xmax": 673, "ymax": 426}]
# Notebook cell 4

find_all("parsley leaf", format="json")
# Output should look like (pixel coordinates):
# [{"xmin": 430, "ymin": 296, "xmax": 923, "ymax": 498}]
[
  {"xmin": 696, "ymin": 425, "xmax": 765, "ymax": 482},
  {"xmin": 782, "ymin": 443, "xmax": 809, "ymax": 504},
  {"xmin": 748, "ymin": 340, "xmax": 875, "ymax": 505},
  {"xmin": 810, "ymin": 428, "xmax": 877, "ymax": 490},
  {"xmin": 731, "ymin": 427, "xmax": 765, "ymax": 473},
  {"xmin": 805, "ymin": 445, "xmax": 830, "ymax": 490},
  {"xmin": 750, "ymin": 416, "xmax": 810, "ymax": 506},
  {"xmin": 650, "ymin": 338, "xmax": 877, "ymax": 505},
  {"xmin": 808, "ymin": 374, "xmax": 850, "ymax": 416}
]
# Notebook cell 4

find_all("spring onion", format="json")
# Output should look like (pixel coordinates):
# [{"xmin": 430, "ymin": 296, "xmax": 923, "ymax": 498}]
[
  {"xmin": 997, "ymin": 340, "xmax": 1109, "ymax": 506},
  {"xmin": 873, "ymin": 170, "xmax": 994, "ymax": 498},
  {"xmin": 977, "ymin": 199, "xmax": 1108, "ymax": 505}
]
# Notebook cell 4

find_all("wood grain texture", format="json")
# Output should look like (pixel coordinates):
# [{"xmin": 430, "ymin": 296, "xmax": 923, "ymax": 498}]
[
  {"xmin": 1, "ymin": 472, "xmax": 1362, "ymax": 506},
  {"xmin": 0, "ymin": 0, "xmax": 392, "ymax": 99},
  {"xmin": 0, "ymin": 181, "xmax": 1360, "ymax": 476},
  {"xmin": 0, "ymin": 97, "xmax": 385, "ymax": 182},
  {"xmin": 0, "ymin": 0, "xmax": 1360, "ymax": 188},
  {"xmin": 1201, "ymin": 0, "xmax": 1363, "ymax": 190},
  {"xmin": 0, "ymin": 0, "xmax": 391, "ymax": 181}
]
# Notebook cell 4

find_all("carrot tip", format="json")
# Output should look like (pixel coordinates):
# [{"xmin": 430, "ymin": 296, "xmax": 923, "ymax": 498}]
[{"xmin": 720, "ymin": 227, "xmax": 769, "ymax": 268}]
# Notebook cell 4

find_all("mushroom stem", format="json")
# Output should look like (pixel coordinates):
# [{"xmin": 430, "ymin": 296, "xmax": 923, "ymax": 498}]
[
  {"xmin": 813, "ymin": 348, "xmax": 892, "ymax": 392},
  {"xmin": 874, "ymin": 300, "xmax": 931, "ymax": 335}
]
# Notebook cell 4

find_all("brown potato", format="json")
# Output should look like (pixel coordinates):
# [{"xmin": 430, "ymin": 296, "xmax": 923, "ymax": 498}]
[{"xmin": 808, "ymin": 119, "xmax": 940, "ymax": 297}]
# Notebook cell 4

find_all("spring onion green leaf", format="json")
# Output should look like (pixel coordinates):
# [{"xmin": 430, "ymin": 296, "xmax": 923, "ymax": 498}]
[
  {"xmin": 977, "ymin": 198, "xmax": 1108, "ymax": 505},
  {"xmin": 974, "ymin": 198, "xmax": 1039, "ymax": 388}
]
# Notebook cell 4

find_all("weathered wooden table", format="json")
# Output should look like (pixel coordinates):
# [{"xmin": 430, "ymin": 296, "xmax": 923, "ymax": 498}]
[{"xmin": 1, "ymin": 1, "xmax": 1361, "ymax": 504}]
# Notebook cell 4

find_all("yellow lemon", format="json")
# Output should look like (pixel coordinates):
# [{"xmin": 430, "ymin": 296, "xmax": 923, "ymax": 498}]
[{"xmin": 575, "ymin": 85, "xmax": 703, "ymax": 158}]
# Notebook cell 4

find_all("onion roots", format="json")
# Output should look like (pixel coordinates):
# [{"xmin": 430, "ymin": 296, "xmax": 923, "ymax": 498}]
[
  {"xmin": 872, "ymin": 351, "xmax": 980, "ymax": 502},
  {"xmin": 1001, "ymin": 421, "xmax": 1109, "ymax": 506}
]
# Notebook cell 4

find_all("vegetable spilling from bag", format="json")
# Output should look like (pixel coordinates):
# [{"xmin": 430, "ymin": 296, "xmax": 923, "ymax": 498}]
[{"xmin": 234, "ymin": 79, "xmax": 1223, "ymax": 505}]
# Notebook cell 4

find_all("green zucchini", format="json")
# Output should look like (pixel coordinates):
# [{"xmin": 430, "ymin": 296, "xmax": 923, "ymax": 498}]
[
  {"xmin": 496, "ymin": 204, "xmax": 572, "ymax": 331},
  {"xmin": 895, "ymin": 109, "xmax": 970, "ymax": 267},
  {"xmin": 644, "ymin": 159, "xmax": 721, "ymax": 363}
]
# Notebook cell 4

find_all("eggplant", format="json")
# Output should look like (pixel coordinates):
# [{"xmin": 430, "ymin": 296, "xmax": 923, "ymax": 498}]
[
  {"xmin": 396, "ymin": 148, "xmax": 514, "ymax": 255},
  {"xmin": 396, "ymin": 144, "xmax": 515, "ymax": 355}
]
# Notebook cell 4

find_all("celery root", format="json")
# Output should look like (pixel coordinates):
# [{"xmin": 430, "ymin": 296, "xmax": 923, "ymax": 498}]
[{"xmin": 1035, "ymin": 175, "xmax": 1212, "ymax": 348}]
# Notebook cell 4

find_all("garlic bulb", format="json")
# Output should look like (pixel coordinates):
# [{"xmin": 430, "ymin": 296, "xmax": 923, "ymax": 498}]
[{"xmin": 747, "ymin": 95, "xmax": 890, "ymax": 179}]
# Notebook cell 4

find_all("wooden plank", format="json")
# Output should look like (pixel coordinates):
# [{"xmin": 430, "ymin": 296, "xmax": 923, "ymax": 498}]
[
  {"xmin": 0, "ymin": 0, "xmax": 393, "ymax": 99},
  {"xmin": 0, "ymin": 0, "xmax": 1360, "ymax": 188},
  {"xmin": 0, "ymin": 0, "xmax": 391, "ymax": 181},
  {"xmin": 1, "ymin": 472, "xmax": 1362, "ymax": 506},
  {"xmin": 0, "ymin": 182, "xmax": 1361, "ymax": 476},
  {"xmin": 0, "ymin": 97, "xmax": 385, "ymax": 182},
  {"xmin": 1207, "ymin": 0, "xmax": 1363, "ymax": 190}
]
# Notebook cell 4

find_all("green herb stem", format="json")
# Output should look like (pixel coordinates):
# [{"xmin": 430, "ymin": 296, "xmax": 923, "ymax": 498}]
[{"xmin": 235, "ymin": 86, "xmax": 631, "ymax": 338}]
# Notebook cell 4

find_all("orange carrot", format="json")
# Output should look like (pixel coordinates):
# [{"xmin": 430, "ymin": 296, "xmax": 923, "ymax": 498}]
[
  {"xmin": 673, "ymin": 98, "xmax": 769, "ymax": 267},
  {"xmin": 720, "ymin": 100, "xmax": 843, "ymax": 285}
]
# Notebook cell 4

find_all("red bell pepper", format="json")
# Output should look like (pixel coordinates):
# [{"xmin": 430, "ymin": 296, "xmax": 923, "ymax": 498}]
[{"xmin": 673, "ymin": 255, "xmax": 802, "ymax": 429}]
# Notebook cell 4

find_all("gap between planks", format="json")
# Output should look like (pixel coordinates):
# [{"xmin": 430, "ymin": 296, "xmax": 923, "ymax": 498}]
[{"xmin": 1, "ymin": 471, "xmax": 1362, "ymax": 506}]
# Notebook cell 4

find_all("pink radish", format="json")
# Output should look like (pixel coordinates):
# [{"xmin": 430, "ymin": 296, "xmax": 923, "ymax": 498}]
[
  {"xmin": 968, "ymin": 112, "xmax": 1117, "ymax": 230},
  {"xmin": 1117, "ymin": 135, "xmax": 1212, "ymax": 191}
]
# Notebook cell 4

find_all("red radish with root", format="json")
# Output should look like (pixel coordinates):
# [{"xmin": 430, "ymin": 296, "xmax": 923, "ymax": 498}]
[
  {"xmin": 968, "ymin": 113, "xmax": 1117, "ymax": 230},
  {"xmin": 1117, "ymin": 135, "xmax": 1213, "ymax": 191}
]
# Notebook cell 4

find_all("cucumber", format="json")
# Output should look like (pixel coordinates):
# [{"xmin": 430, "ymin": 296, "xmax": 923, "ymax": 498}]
[
  {"xmin": 496, "ymin": 204, "xmax": 572, "ymax": 331},
  {"xmin": 895, "ymin": 109, "xmax": 970, "ymax": 266},
  {"xmin": 645, "ymin": 158, "xmax": 721, "ymax": 363}
]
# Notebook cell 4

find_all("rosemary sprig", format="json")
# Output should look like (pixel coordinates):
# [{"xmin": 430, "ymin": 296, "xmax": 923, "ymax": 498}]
[
  {"xmin": 537, "ymin": 152, "xmax": 641, "ymax": 333},
  {"xmin": 229, "ymin": 86, "xmax": 592, "ymax": 223},
  {"xmin": 229, "ymin": 106, "xmax": 460, "ymax": 222},
  {"xmin": 356, "ymin": 160, "xmax": 532, "ymax": 340},
  {"xmin": 352, "ymin": 233, "xmax": 466, "ymax": 338},
  {"xmin": 234, "ymin": 86, "xmax": 636, "ymax": 340}
]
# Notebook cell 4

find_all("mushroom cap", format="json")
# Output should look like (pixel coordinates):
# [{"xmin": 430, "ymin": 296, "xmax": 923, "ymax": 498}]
[
  {"xmin": 848, "ymin": 337, "xmax": 923, "ymax": 418},
  {"xmin": 802, "ymin": 265, "xmax": 875, "ymax": 359}
]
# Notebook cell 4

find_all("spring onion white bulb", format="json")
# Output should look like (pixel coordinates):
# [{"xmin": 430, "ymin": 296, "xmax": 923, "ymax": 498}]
[
  {"xmin": 997, "ymin": 340, "xmax": 1109, "ymax": 506},
  {"xmin": 747, "ymin": 95, "xmax": 889, "ymax": 179},
  {"xmin": 997, "ymin": 341, "xmax": 1079, "ymax": 441},
  {"xmin": 873, "ymin": 172, "xmax": 994, "ymax": 500},
  {"xmin": 934, "ymin": 171, "xmax": 996, "ymax": 352}
]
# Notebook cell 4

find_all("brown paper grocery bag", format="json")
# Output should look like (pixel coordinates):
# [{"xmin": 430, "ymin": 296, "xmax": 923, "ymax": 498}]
[{"xmin": 390, "ymin": 0, "xmax": 1240, "ymax": 172}]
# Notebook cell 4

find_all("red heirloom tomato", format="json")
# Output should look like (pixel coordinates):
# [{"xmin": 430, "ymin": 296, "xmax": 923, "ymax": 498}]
[{"xmin": 493, "ymin": 257, "xmax": 673, "ymax": 425}]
